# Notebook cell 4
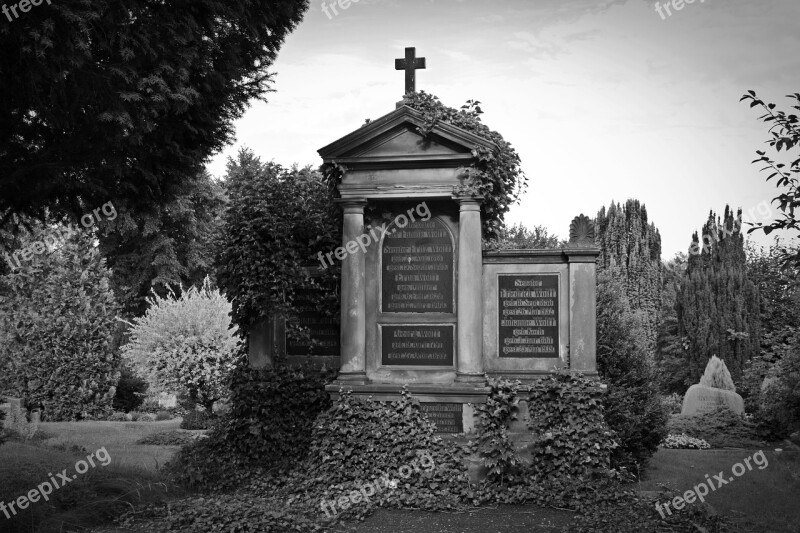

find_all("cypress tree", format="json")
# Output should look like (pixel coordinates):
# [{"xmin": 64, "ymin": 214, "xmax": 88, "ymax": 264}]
[
  {"xmin": 676, "ymin": 206, "xmax": 760, "ymax": 383},
  {"xmin": 595, "ymin": 200, "xmax": 663, "ymax": 357}
]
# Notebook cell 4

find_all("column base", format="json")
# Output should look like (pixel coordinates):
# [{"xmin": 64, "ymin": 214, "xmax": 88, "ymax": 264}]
[
  {"xmin": 455, "ymin": 372, "xmax": 485, "ymax": 383},
  {"xmin": 332, "ymin": 372, "xmax": 370, "ymax": 385}
]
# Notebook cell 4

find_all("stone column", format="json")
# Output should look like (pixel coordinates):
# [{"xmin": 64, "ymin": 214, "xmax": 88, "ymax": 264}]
[
  {"xmin": 335, "ymin": 199, "xmax": 369, "ymax": 384},
  {"xmin": 454, "ymin": 197, "xmax": 484, "ymax": 382}
]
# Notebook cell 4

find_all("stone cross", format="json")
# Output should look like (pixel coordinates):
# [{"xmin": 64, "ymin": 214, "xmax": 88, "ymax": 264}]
[{"xmin": 395, "ymin": 47, "xmax": 426, "ymax": 94}]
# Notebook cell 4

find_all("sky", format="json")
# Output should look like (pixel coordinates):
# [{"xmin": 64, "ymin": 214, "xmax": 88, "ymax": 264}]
[{"xmin": 206, "ymin": 0, "xmax": 800, "ymax": 259}]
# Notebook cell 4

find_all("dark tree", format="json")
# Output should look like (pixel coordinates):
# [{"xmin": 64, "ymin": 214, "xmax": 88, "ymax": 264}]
[
  {"xmin": 654, "ymin": 253, "xmax": 693, "ymax": 393},
  {"xmin": 98, "ymin": 171, "xmax": 226, "ymax": 316},
  {"xmin": 0, "ymin": 0, "xmax": 309, "ymax": 224},
  {"xmin": 677, "ymin": 207, "xmax": 761, "ymax": 383},
  {"xmin": 595, "ymin": 200, "xmax": 663, "ymax": 357}
]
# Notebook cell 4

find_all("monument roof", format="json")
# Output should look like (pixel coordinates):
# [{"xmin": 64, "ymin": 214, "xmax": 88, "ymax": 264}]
[{"xmin": 317, "ymin": 104, "xmax": 498, "ymax": 168}]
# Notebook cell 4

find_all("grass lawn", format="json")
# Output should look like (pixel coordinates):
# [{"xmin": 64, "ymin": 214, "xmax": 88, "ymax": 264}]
[
  {"xmin": 37, "ymin": 419, "xmax": 187, "ymax": 473},
  {"xmin": 0, "ymin": 420, "xmax": 191, "ymax": 532},
  {"xmin": 638, "ymin": 448, "xmax": 800, "ymax": 533}
]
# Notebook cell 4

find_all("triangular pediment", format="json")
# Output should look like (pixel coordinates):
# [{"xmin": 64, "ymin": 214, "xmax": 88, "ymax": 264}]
[{"xmin": 318, "ymin": 105, "xmax": 496, "ymax": 166}]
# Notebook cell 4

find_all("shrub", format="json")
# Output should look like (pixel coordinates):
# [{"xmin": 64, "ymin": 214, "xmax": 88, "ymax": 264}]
[
  {"xmin": 661, "ymin": 393, "xmax": 683, "ymax": 415},
  {"xmin": 597, "ymin": 268, "xmax": 669, "ymax": 472},
  {"xmin": 216, "ymin": 151, "xmax": 341, "ymax": 336},
  {"xmin": 138, "ymin": 430, "xmax": 197, "ymax": 446},
  {"xmin": 668, "ymin": 406, "xmax": 762, "ymax": 448},
  {"xmin": 166, "ymin": 362, "xmax": 335, "ymax": 491},
  {"xmin": 155, "ymin": 411, "xmax": 173, "ymax": 421},
  {"xmin": 0, "ymin": 227, "xmax": 120, "ymax": 420},
  {"xmin": 112, "ymin": 365, "xmax": 148, "ymax": 413},
  {"xmin": 121, "ymin": 277, "xmax": 240, "ymax": 412},
  {"xmin": 527, "ymin": 372, "xmax": 618, "ymax": 482},
  {"xmin": 699, "ymin": 355, "xmax": 736, "ymax": 391},
  {"xmin": 107, "ymin": 412, "xmax": 127, "ymax": 421},
  {"xmin": 0, "ymin": 409, "xmax": 6, "ymax": 446},
  {"xmin": 758, "ymin": 333, "xmax": 800, "ymax": 438},
  {"xmin": 180, "ymin": 410, "xmax": 213, "ymax": 430},
  {"xmin": 661, "ymin": 433, "xmax": 710, "ymax": 449}
]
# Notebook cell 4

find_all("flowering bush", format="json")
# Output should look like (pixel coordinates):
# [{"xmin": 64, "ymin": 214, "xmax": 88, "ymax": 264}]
[
  {"xmin": 121, "ymin": 277, "xmax": 240, "ymax": 411},
  {"xmin": 661, "ymin": 433, "xmax": 710, "ymax": 449}
]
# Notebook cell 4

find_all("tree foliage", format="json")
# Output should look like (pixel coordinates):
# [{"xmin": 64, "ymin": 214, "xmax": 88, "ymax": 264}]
[
  {"xmin": 0, "ymin": 0, "xmax": 308, "ymax": 224},
  {"xmin": 742, "ymin": 239, "xmax": 800, "ymax": 412},
  {"xmin": 216, "ymin": 149, "xmax": 341, "ymax": 335},
  {"xmin": 486, "ymin": 222, "xmax": 562, "ymax": 250},
  {"xmin": 677, "ymin": 207, "xmax": 760, "ymax": 383},
  {"xmin": 121, "ymin": 278, "xmax": 239, "ymax": 412},
  {"xmin": 741, "ymin": 91, "xmax": 800, "ymax": 266},
  {"xmin": 0, "ymin": 228, "xmax": 120, "ymax": 420},
  {"xmin": 595, "ymin": 200, "xmax": 663, "ymax": 357},
  {"xmin": 655, "ymin": 254, "xmax": 693, "ymax": 393},
  {"xmin": 99, "ymin": 171, "xmax": 226, "ymax": 316}
]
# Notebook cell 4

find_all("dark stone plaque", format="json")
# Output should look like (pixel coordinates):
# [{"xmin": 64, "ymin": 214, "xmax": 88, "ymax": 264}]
[
  {"xmin": 381, "ymin": 324, "xmax": 454, "ymax": 366},
  {"xmin": 286, "ymin": 289, "xmax": 340, "ymax": 356},
  {"xmin": 381, "ymin": 218, "xmax": 453, "ymax": 313},
  {"xmin": 498, "ymin": 274, "xmax": 559, "ymax": 358},
  {"xmin": 421, "ymin": 403, "xmax": 463, "ymax": 433}
]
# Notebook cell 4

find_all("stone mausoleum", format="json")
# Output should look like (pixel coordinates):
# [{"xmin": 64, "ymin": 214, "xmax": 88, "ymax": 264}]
[{"xmin": 249, "ymin": 48, "xmax": 600, "ymax": 433}]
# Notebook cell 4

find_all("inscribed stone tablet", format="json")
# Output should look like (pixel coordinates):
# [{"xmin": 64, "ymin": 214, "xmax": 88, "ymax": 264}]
[
  {"xmin": 498, "ymin": 274, "xmax": 559, "ymax": 358},
  {"xmin": 421, "ymin": 403, "xmax": 463, "ymax": 433},
  {"xmin": 381, "ymin": 218, "xmax": 453, "ymax": 313},
  {"xmin": 381, "ymin": 324, "xmax": 454, "ymax": 366}
]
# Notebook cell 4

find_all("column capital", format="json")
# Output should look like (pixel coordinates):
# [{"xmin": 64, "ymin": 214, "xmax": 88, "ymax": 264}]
[
  {"xmin": 334, "ymin": 198, "xmax": 368, "ymax": 214},
  {"xmin": 452, "ymin": 196, "xmax": 482, "ymax": 210}
]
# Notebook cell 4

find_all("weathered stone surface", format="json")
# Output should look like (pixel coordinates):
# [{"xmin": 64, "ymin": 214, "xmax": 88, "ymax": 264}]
[{"xmin": 681, "ymin": 383, "xmax": 744, "ymax": 416}]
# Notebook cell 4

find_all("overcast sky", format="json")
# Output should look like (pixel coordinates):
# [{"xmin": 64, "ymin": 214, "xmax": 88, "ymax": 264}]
[{"xmin": 206, "ymin": 0, "xmax": 800, "ymax": 259}]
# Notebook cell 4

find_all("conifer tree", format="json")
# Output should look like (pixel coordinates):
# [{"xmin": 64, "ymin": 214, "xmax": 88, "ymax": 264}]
[
  {"xmin": 595, "ymin": 200, "xmax": 663, "ymax": 357},
  {"xmin": 676, "ymin": 207, "xmax": 760, "ymax": 383}
]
